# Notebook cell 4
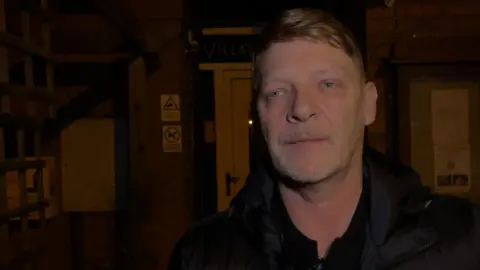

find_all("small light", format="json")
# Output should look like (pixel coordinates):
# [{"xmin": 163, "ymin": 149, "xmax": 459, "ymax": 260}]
[{"xmin": 248, "ymin": 120, "xmax": 253, "ymax": 125}]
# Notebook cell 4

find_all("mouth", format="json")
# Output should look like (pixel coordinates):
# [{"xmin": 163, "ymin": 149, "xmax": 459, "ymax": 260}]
[{"xmin": 285, "ymin": 138, "xmax": 327, "ymax": 145}]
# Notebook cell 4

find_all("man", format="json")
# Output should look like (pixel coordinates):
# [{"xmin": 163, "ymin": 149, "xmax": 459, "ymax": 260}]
[{"xmin": 169, "ymin": 8, "xmax": 480, "ymax": 270}]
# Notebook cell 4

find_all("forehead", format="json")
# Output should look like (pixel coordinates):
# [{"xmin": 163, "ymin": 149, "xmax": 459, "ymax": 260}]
[{"xmin": 260, "ymin": 39, "xmax": 360, "ymax": 80}]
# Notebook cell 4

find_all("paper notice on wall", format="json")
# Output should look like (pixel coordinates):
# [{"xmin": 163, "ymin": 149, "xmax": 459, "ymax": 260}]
[
  {"xmin": 430, "ymin": 89, "xmax": 470, "ymax": 147},
  {"xmin": 433, "ymin": 145, "xmax": 471, "ymax": 193},
  {"xmin": 431, "ymin": 89, "xmax": 471, "ymax": 193}
]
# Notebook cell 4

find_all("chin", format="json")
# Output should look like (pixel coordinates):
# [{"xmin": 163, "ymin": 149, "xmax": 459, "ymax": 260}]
[
  {"xmin": 272, "ymin": 156, "xmax": 339, "ymax": 184},
  {"xmin": 287, "ymin": 169, "xmax": 334, "ymax": 184}
]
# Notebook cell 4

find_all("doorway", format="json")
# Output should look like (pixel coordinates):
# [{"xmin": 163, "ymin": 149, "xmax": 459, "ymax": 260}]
[{"xmin": 198, "ymin": 63, "xmax": 252, "ymax": 211}]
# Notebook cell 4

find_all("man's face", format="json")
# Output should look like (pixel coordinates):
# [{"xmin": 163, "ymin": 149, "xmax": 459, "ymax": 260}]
[{"xmin": 257, "ymin": 39, "xmax": 377, "ymax": 183}]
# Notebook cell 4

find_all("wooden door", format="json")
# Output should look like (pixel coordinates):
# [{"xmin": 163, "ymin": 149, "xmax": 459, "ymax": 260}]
[
  {"xmin": 200, "ymin": 63, "xmax": 252, "ymax": 211},
  {"xmin": 220, "ymin": 70, "xmax": 252, "ymax": 210}
]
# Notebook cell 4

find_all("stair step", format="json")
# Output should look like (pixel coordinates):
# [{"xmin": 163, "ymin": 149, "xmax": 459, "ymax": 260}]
[
  {"xmin": 54, "ymin": 59, "xmax": 125, "ymax": 87},
  {"xmin": 55, "ymin": 86, "xmax": 88, "ymax": 106},
  {"xmin": 0, "ymin": 32, "xmax": 54, "ymax": 61},
  {"xmin": 7, "ymin": 53, "xmax": 128, "ymax": 87},
  {"xmin": 54, "ymin": 85, "xmax": 114, "ymax": 119},
  {"xmin": 52, "ymin": 14, "xmax": 128, "ymax": 54},
  {"xmin": 0, "ymin": 83, "xmax": 53, "ymax": 102},
  {"xmin": 56, "ymin": 53, "xmax": 130, "ymax": 63}
]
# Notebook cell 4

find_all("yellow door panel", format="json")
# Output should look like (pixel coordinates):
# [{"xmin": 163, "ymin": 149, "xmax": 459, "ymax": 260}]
[
  {"xmin": 214, "ymin": 69, "xmax": 252, "ymax": 211},
  {"xmin": 213, "ymin": 71, "xmax": 233, "ymax": 212},
  {"xmin": 228, "ymin": 75, "xmax": 252, "ymax": 198},
  {"xmin": 199, "ymin": 63, "xmax": 253, "ymax": 212}
]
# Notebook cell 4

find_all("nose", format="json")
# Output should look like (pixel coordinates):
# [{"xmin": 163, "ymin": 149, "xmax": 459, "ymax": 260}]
[{"xmin": 287, "ymin": 90, "xmax": 318, "ymax": 123}]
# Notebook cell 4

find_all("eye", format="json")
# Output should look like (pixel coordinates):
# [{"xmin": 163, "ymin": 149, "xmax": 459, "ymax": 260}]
[
  {"xmin": 269, "ymin": 90, "xmax": 285, "ymax": 97},
  {"xmin": 263, "ymin": 89, "xmax": 286, "ymax": 99},
  {"xmin": 321, "ymin": 81, "xmax": 336, "ymax": 89}
]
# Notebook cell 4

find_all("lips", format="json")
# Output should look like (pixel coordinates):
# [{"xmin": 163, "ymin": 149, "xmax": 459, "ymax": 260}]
[{"xmin": 285, "ymin": 138, "xmax": 327, "ymax": 145}]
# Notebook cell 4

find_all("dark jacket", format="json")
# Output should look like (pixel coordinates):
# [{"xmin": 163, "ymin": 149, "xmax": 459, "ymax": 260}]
[{"xmin": 168, "ymin": 149, "xmax": 480, "ymax": 270}]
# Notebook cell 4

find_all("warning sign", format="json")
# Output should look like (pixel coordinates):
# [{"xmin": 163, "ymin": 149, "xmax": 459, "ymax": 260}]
[
  {"xmin": 161, "ymin": 94, "xmax": 181, "ymax": 122},
  {"xmin": 162, "ymin": 125, "xmax": 182, "ymax": 152}
]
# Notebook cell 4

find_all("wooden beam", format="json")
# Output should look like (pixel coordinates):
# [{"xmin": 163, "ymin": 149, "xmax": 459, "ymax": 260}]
[
  {"xmin": 93, "ymin": 0, "xmax": 151, "ymax": 52},
  {"xmin": 0, "ymin": 32, "xmax": 55, "ymax": 61},
  {"xmin": 0, "ymin": 83, "xmax": 53, "ymax": 102},
  {"xmin": 0, "ymin": 201, "xmax": 49, "ymax": 225},
  {"xmin": 0, "ymin": 159, "xmax": 45, "ymax": 172},
  {"xmin": 0, "ymin": 114, "xmax": 43, "ymax": 128}
]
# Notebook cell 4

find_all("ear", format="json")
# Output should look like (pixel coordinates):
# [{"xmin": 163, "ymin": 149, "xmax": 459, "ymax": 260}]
[{"xmin": 363, "ymin": 81, "xmax": 378, "ymax": 126}]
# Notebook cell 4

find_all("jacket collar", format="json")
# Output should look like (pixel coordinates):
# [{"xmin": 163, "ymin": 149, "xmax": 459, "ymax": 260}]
[
  {"xmin": 362, "ymin": 147, "xmax": 431, "ymax": 245},
  {"xmin": 230, "ymin": 147, "xmax": 431, "ymax": 245}
]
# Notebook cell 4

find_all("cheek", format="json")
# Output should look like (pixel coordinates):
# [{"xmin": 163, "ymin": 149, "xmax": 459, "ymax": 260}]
[
  {"xmin": 258, "ymin": 108, "xmax": 275, "ymax": 139},
  {"xmin": 258, "ymin": 104, "xmax": 285, "ymax": 133},
  {"xmin": 341, "ymin": 101, "xmax": 366, "ymax": 139},
  {"xmin": 262, "ymin": 116, "xmax": 282, "ymax": 140},
  {"xmin": 325, "ymin": 99, "xmax": 360, "ymax": 136}
]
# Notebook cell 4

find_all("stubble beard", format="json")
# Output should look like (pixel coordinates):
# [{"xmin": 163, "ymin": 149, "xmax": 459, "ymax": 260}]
[{"xmin": 269, "ymin": 144, "xmax": 344, "ymax": 187}]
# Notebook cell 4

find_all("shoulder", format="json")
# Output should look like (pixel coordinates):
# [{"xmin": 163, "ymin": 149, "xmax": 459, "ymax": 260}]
[
  {"xmin": 167, "ymin": 210, "xmax": 237, "ymax": 270},
  {"xmin": 426, "ymin": 195, "xmax": 478, "ymax": 227},
  {"xmin": 175, "ymin": 210, "xmax": 232, "ymax": 249},
  {"xmin": 423, "ymin": 195, "xmax": 480, "ymax": 250}
]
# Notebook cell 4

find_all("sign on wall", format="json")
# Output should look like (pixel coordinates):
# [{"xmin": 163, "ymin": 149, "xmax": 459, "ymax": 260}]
[
  {"xmin": 197, "ymin": 35, "xmax": 257, "ymax": 63},
  {"xmin": 161, "ymin": 94, "xmax": 181, "ymax": 122},
  {"xmin": 163, "ymin": 125, "xmax": 183, "ymax": 152}
]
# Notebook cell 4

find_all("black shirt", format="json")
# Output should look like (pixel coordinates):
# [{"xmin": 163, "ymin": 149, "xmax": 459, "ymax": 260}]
[{"xmin": 271, "ymin": 180, "xmax": 370, "ymax": 270}]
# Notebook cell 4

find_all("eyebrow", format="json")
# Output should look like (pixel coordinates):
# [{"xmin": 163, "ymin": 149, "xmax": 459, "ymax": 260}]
[
  {"xmin": 311, "ymin": 68, "xmax": 346, "ymax": 78},
  {"xmin": 262, "ymin": 66, "xmax": 349, "ymax": 86},
  {"xmin": 262, "ymin": 76, "xmax": 291, "ymax": 85}
]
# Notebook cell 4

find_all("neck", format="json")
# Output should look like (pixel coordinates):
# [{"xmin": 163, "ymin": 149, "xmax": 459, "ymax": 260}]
[{"xmin": 278, "ymin": 149, "xmax": 364, "ymax": 252}]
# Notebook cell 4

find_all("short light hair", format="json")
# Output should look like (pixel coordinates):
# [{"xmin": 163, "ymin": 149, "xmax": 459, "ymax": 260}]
[{"xmin": 252, "ymin": 8, "xmax": 365, "ymax": 93}]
